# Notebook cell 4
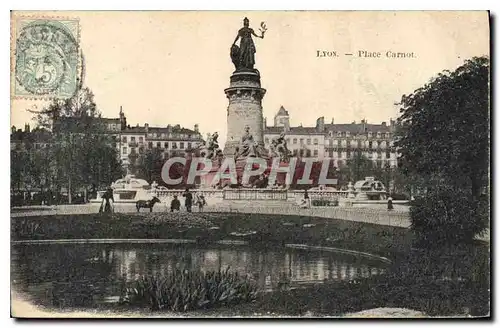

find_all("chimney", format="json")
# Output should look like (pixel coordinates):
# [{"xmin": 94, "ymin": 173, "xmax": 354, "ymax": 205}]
[
  {"xmin": 25, "ymin": 124, "xmax": 30, "ymax": 133},
  {"xmin": 11, "ymin": 126, "xmax": 16, "ymax": 134},
  {"xmin": 331, "ymin": 117, "xmax": 334, "ymax": 124},
  {"xmin": 194, "ymin": 124, "xmax": 199, "ymax": 133},
  {"xmin": 316, "ymin": 116, "xmax": 325, "ymax": 132},
  {"xmin": 145, "ymin": 123, "xmax": 149, "ymax": 133},
  {"xmin": 382, "ymin": 121, "xmax": 387, "ymax": 126},
  {"xmin": 120, "ymin": 106, "xmax": 127, "ymax": 130},
  {"xmin": 263, "ymin": 118, "xmax": 267, "ymax": 129}
]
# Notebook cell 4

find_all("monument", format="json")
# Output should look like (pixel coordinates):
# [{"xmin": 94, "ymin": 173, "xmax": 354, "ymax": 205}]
[
  {"xmin": 223, "ymin": 17, "xmax": 268, "ymax": 156},
  {"xmin": 197, "ymin": 18, "xmax": 294, "ymax": 188}
]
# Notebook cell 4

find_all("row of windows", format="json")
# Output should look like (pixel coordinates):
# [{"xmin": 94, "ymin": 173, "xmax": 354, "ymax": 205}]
[
  {"xmin": 122, "ymin": 142, "xmax": 193, "ymax": 154},
  {"xmin": 291, "ymin": 149, "xmax": 318, "ymax": 157},
  {"xmin": 121, "ymin": 134, "xmax": 195, "ymax": 142},
  {"xmin": 148, "ymin": 133, "xmax": 194, "ymax": 139},
  {"xmin": 327, "ymin": 139, "xmax": 393, "ymax": 148},
  {"xmin": 327, "ymin": 131, "xmax": 391, "ymax": 139},
  {"xmin": 122, "ymin": 136, "xmax": 144, "ymax": 143},
  {"xmin": 327, "ymin": 150, "xmax": 392, "ymax": 159},
  {"xmin": 265, "ymin": 137, "xmax": 320, "ymax": 145},
  {"xmin": 265, "ymin": 137, "xmax": 394, "ymax": 148},
  {"xmin": 125, "ymin": 150, "xmax": 187, "ymax": 159},
  {"xmin": 336, "ymin": 159, "xmax": 397, "ymax": 168}
]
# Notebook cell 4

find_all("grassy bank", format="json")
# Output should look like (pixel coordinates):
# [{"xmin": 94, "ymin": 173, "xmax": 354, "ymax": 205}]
[{"xmin": 12, "ymin": 212, "xmax": 412, "ymax": 258}]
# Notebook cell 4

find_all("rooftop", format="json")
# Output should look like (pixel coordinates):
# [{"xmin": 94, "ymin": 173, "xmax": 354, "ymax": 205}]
[
  {"xmin": 324, "ymin": 123, "xmax": 392, "ymax": 134},
  {"xmin": 265, "ymin": 122, "xmax": 392, "ymax": 135},
  {"xmin": 123, "ymin": 125, "xmax": 200, "ymax": 136},
  {"xmin": 275, "ymin": 106, "xmax": 289, "ymax": 116}
]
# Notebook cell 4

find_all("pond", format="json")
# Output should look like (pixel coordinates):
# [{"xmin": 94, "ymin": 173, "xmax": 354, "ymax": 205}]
[{"xmin": 11, "ymin": 243, "xmax": 389, "ymax": 309}]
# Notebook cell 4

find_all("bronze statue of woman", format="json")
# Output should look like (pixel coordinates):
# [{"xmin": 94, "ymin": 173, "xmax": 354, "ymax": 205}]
[{"xmin": 231, "ymin": 17, "xmax": 265, "ymax": 70}]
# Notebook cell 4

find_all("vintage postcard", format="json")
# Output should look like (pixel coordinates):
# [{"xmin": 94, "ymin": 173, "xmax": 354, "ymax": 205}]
[{"xmin": 10, "ymin": 11, "xmax": 490, "ymax": 318}]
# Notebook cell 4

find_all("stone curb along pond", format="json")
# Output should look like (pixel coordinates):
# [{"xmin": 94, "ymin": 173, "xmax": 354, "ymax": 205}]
[{"xmin": 11, "ymin": 212, "xmax": 413, "ymax": 260}]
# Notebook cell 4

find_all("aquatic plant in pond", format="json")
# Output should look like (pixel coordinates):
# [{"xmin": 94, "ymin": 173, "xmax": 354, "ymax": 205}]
[
  {"xmin": 120, "ymin": 267, "xmax": 258, "ymax": 312},
  {"xmin": 14, "ymin": 219, "xmax": 42, "ymax": 238}
]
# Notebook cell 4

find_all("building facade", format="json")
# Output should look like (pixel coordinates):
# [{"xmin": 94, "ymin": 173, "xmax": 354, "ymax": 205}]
[
  {"xmin": 263, "ymin": 106, "xmax": 398, "ymax": 168},
  {"xmin": 11, "ymin": 106, "xmax": 204, "ymax": 175},
  {"xmin": 99, "ymin": 107, "xmax": 204, "ymax": 172},
  {"xmin": 118, "ymin": 123, "xmax": 203, "ymax": 168}
]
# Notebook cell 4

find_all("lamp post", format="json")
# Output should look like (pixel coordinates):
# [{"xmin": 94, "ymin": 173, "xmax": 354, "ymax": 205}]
[{"xmin": 384, "ymin": 162, "xmax": 392, "ymax": 195}]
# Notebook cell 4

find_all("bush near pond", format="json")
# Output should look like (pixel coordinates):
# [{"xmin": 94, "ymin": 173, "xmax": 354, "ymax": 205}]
[
  {"xmin": 410, "ymin": 187, "xmax": 489, "ymax": 248},
  {"xmin": 311, "ymin": 199, "xmax": 339, "ymax": 207}
]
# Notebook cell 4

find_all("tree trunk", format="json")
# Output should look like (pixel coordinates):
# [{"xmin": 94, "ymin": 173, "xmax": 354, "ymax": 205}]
[{"xmin": 68, "ymin": 175, "xmax": 72, "ymax": 204}]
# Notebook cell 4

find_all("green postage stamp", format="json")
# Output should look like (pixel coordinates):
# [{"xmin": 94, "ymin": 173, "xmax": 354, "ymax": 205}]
[{"xmin": 12, "ymin": 16, "xmax": 80, "ymax": 99}]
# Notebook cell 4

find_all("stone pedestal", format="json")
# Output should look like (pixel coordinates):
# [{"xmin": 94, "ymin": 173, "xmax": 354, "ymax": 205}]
[
  {"xmin": 199, "ymin": 161, "xmax": 221, "ymax": 188},
  {"xmin": 223, "ymin": 69, "xmax": 266, "ymax": 156}
]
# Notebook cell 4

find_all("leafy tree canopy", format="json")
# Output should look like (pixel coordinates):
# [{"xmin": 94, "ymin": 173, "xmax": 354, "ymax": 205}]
[{"xmin": 396, "ymin": 56, "xmax": 489, "ymax": 199}]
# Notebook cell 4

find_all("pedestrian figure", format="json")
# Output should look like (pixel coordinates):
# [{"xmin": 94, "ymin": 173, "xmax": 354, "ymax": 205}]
[
  {"xmin": 387, "ymin": 196, "xmax": 394, "ymax": 211},
  {"xmin": 196, "ymin": 194, "xmax": 207, "ymax": 212},
  {"xmin": 170, "ymin": 195, "xmax": 181, "ymax": 212},
  {"xmin": 99, "ymin": 187, "xmax": 114, "ymax": 213},
  {"xmin": 183, "ymin": 188, "xmax": 193, "ymax": 213},
  {"xmin": 304, "ymin": 189, "xmax": 310, "ymax": 208}
]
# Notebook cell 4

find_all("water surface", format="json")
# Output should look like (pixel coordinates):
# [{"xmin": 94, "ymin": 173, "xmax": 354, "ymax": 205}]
[{"xmin": 11, "ymin": 243, "xmax": 388, "ymax": 309}]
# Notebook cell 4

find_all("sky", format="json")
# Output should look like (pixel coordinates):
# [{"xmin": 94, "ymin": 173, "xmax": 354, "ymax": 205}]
[{"xmin": 11, "ymin": 11, "xmax": 489, "ymax": 146}]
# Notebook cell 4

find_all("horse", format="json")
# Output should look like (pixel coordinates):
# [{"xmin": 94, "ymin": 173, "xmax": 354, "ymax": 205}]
[{"xmin": 136, "ymin": 196, "xmax": 161, "ymax": 212}]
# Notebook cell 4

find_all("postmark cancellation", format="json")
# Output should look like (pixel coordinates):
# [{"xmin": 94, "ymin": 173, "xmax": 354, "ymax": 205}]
[{"xmin": 11, "ymin": 15, "xmax": 81, "ymax": 100}]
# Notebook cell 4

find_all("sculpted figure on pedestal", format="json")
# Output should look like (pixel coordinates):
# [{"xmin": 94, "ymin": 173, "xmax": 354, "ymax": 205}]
[
  {"xmin": 237, "ymin": 126, "xmax": 258, "ymax": 158},
  {"xmin": 231, "ymin": 17, "xmax": 267, "ymax": 71},
  {"xmin": 270, "ymin": 132, "xmax": 292, "ymax": 162},
  {"xmin": 196, "ymin": 132, "xmax": 222, "ymax": 160}
]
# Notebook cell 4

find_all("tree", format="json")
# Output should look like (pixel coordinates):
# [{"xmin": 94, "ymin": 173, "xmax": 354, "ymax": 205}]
[
  {"xmin": 396, "ymin": 56, "xmax": 489, "ymax": 201},
  {"xmin": 338, "ymin": 151, "xmax": 380, "ymax": 185},
  {"xmin": 11, "ymin": 150, "xmax": 26, "ymax": 192},
  {"xmin": 31, "ymin": 87, "xmax": 123, "ymax": 203},
  {"xmin": 135, "ymin": 148, "xmax": 164, "ymax": 183},
  {"xmin": 396, "ymin": 57, "xmax": 490, "ymax": 245}
]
